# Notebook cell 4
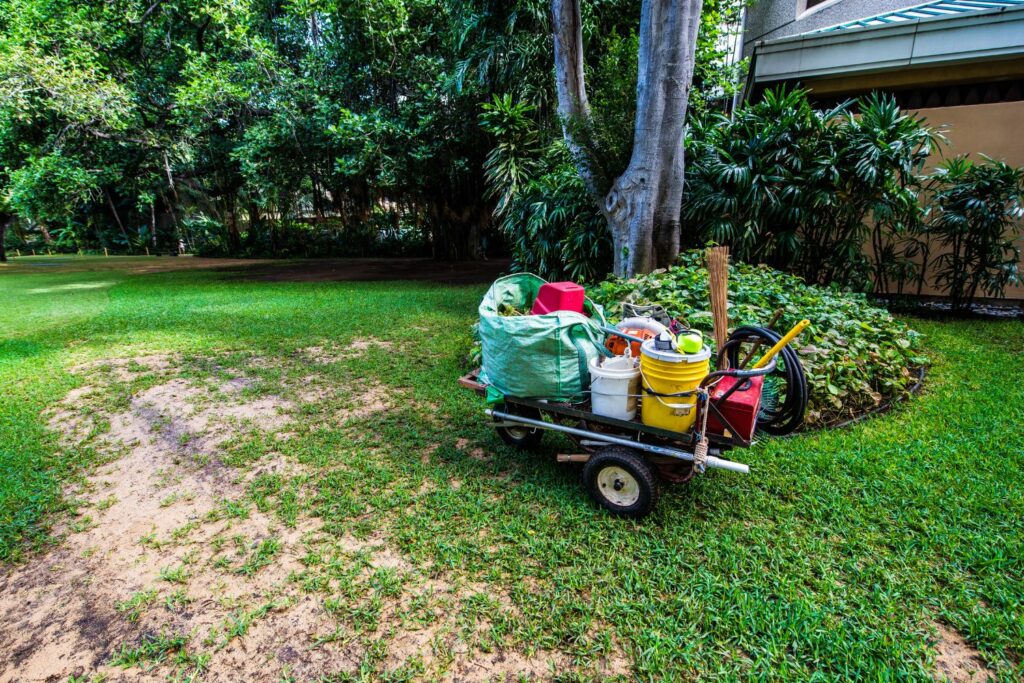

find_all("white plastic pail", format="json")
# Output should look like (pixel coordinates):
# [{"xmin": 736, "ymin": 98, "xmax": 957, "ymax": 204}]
[{"xmin": 589, "ymin": 355, "xmax": 641, "ymax": 420}]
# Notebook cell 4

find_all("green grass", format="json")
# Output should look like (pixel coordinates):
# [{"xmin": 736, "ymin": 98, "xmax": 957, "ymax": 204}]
[
  {"xmin": 108, "ymin": 630, "xmax": 209, "ymax": 676},
  {"xmin": 1, "ymin": 255, "xmax": 1022, "ymax": 680},
  {"xmin": 116, "ymin": 588, "xmax": 158, "ymax": 622}
]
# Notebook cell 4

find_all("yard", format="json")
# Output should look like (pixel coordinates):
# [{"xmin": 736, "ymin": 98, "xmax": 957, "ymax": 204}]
[{"xmin": 0, "ymin": 257, "xmax": 1021, "ymax": 682}]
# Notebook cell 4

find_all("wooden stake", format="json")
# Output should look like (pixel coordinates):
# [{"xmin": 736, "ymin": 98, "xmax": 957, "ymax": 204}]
[
  {"xmin": 104, "ymin": 247, "xmax": 109, "ymax": 257},
  {"xmin": 706, "ymin": 246, "xmax": 730, "ymax": 358},
  {"xmin": 145, "ymin": 246, "xmax": 150, "ymax": 256}
]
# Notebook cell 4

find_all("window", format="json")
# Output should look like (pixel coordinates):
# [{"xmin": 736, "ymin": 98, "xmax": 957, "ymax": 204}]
[{"xmin": 797, "ymin": 0, "xmax": 842, "ymax": 17}]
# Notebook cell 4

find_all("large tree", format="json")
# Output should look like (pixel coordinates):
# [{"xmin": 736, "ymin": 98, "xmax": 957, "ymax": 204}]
[{"xmin": 552, "ymin": 0, "xmax": 703, "ymax": 276}]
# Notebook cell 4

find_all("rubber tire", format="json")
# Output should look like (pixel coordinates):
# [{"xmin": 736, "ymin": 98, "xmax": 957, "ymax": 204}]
[
  {"xmin": 582, "ymin": 447, "xmax": 659, "ymax": 518},
  {"xmin": 494, "ymin": 404, "xmax": 544, "ymax": 449}
]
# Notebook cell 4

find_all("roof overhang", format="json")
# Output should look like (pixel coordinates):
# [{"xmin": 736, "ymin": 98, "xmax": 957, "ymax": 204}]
[{"xmin": 751, "ymin": 6, "xmax": 1024, "ymax": 85}]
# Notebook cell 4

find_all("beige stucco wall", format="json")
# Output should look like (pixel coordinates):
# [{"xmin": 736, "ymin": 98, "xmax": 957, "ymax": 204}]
[
  {"xmin": 915, "ymin": 100, "xmax": 1024, "ymax": 170},
  {"xmin": 902, "ymin": 101, "xmax": 1024, "ymax": 299}
]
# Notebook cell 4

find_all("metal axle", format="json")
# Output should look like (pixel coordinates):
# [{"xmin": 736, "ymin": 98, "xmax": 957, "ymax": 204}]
[{"xmin": 486, "ymin": 409, "xmax": 750, "ymax": 474}]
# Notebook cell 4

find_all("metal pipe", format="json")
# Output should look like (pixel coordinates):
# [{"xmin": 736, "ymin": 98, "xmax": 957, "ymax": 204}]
[{"xmin": 486, "ymin": 410, "xmax": 749, "ymax": 474}]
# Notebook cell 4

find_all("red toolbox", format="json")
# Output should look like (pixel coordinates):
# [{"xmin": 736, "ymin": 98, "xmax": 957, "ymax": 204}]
[
  {"xmin": 706, "ymin": 375, "xmax": 764, "ymax": 442},
  {"xmin": 531, "ymin": 282, "xmax": 585, "ymax": 315}
]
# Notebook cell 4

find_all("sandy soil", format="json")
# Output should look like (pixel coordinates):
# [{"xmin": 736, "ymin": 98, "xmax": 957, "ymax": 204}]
[
  {"xmin": 0, "ymin": 353, "xmax": 624, "ymax": 682},
  {"xmin": 933, "ymin": 622, "xmax": 994, "ymax": 683}
]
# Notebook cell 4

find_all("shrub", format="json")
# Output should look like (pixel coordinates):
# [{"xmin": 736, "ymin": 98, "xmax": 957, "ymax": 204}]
[
  {"xmin": 481, "ymin": 95, "xmax": 612, "ymax": 282},
  {"xmin": 925, "ymin": 155, "xmax": 1024, "ymax": 310},
  {"xmin": 591, "ymin": 250, "xmax": 926, "ymax": 427},
  {"xmin": 683, "ymin": 89, "xmax": 939, "ymax": 292}
]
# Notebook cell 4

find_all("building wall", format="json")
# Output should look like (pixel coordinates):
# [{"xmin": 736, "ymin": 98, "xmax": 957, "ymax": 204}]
[
  {"xmin": 907, "ymin": 100, "xmax": 1024, "ymax": 298},
  {"xmin": 743, "ymin": 0, "xmax": 928, "ymax": 55}
]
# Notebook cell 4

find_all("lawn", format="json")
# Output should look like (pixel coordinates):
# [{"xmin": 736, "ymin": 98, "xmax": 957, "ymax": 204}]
[{"xmin": 0, "ymin": 256, "xmax": 1021, "ymax": 682}]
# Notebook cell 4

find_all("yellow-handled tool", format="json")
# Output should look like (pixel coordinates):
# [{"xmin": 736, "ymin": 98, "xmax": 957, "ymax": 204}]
[{"xmin": 752, "ymin": 319, "xmax": 811, "ymax": 369}]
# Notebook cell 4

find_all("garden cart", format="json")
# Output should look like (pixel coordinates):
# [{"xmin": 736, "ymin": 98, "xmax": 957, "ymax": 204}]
[
  {"xmin": 459, "ymin": 326, "xmax": 805, "ymax": 518},
  {"xmin": 465, "ymin": 272, "xmax": 809, "ymax": 518}
]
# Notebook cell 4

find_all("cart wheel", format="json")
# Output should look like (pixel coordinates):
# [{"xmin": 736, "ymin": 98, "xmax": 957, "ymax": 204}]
[
  {"xmin": 494, "ymin": 404, "xmax": 544, "ymax": 449},
  {"xmin": 582, "ymin": 447, "xmax": 659, "ymax": 518}
]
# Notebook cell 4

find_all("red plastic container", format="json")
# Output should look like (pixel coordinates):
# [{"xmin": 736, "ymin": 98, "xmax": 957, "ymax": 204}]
[
  {"xmin": 531, "ymin": 282, "xmax": 586, "ymax": 315},
  {"xmin": 706, "ymin": 375, "xmax": 764, "ymax": 442}
]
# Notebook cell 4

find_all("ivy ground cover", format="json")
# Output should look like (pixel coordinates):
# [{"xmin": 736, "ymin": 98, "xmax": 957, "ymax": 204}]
[{"xmin": 592, "ymin": 251, "xmax": 926, "ymax": 427}]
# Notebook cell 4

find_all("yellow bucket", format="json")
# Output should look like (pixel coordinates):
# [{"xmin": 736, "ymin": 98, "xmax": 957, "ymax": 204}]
[{"xmin": 639, "ymin": 339, "xmax": 711, "ymax": 432}]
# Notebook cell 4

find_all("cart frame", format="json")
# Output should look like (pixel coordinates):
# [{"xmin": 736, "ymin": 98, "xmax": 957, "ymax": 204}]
[{"xmin": 458, "ymin": 357, "xmax": 777, "ymax": 476}]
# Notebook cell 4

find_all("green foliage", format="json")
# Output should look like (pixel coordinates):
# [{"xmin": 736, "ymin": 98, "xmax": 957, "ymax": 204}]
[
  {"xmin": 7, "ymin": 153, "xmax": 98, "ymax": 234},
  {"xmin": 0, "ymin": 0, "xmax": 748, "ymax": 262},
  {"xmin": 108, "ymin": 630, "xmax": 208, "ymax": 677},
  {"xmin": 481, "ymin": 95, "xmax": 542, "ymax": 216},
  {"xmin": 925, "ymin": 155, "xmax": 1024, "ymax": 310},
  {"xmin": 591, "ymin": 250, "xmax": 926, "ymax": 426},
  {"xmin": 481, "ymin": 96, "xmax": 611, "ymax": 282},
  {"xmin": 568, "ymin": 30, "xmax": 640, "ymax": 197},
  {"xmin": 685, "ymin": 88, "xmax": 939, "ymax": 291},
  {"xmin": 0, "ymin": 0, "xmax": 571, "ymax": 258},
  {"xmin": 690, "ymin": 0, "xmax": 747, "ymax": 115},
  {"xmin": 116, "ymin": 588, "xmax": 158, "ymax": 623}
]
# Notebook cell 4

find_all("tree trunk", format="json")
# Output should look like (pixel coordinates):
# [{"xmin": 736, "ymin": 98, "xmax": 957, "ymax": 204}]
[
  {"xmin": 551, "ymin": 0, "xmax": 596, "ymax": 194},
  {"xmin": 226, "ymin": 193, "xmax": 241, "ymax": 253},
  {"xmin": 246, "ymin": 203, "xmax": 263, "ymax": 250},
  {"xmin": 0, "ymin": 214, "xmax": 9, "ymax": 263},
  {"xmin": 105, "ymin": 189, "xmax": 132, "ymax": 249},
  {"xmin": 552, "ymin": 0, "xmax": 703, "ymax": 277}
]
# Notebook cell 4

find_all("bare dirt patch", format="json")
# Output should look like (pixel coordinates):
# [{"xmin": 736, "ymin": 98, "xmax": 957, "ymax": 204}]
[
  {"xmin": 2, "ymin": 352, "xmax": 628, "ymax": 681},
  {"xmin": 69, "ymin": 353, "xmax": 177, "ymax": 381},
  {"xmin": 0, "ymin": 359, "xmax": 338, "ymax": 682},
  {"xmin": 300, "ymin": 337, "xmax": 395, "ymax": 366},
  {"xmin": 933, "ymin": 622, "xmax": 994, "ymax": 683},
  {"xmin": 456, "ymin": 437, "xmax": 489, "ymax": 462},
  {"xmin": 335, "ymin": 382, "xmax": 396, "ymax": 423}
]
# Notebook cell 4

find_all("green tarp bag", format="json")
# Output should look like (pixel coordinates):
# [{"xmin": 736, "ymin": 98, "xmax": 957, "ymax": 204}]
[{"xmin": 478, "ymin": 273, "xmax": 609, "ymax": 402}]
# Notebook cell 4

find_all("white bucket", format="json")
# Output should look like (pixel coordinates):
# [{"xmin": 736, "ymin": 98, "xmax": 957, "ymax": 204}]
[{"xmin": 589, "ymin": 354, "xmax": 641, "ymax": 421}]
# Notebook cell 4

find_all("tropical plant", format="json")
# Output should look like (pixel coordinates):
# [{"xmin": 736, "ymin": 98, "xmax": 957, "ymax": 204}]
[
  {"xmin": 684, "ymin": 88, "xmax": 939, "ymax": 291},
  {"xmin": 837, "ymin": 93, "xmax": 938, "ymax": 295},
  {"xmin": 481, "ymin": 96, "xmax": 610, "ymax": 282},
  {"xmin": 925, "ymin": 155, "xmax": 1024, "ymax": 310}
]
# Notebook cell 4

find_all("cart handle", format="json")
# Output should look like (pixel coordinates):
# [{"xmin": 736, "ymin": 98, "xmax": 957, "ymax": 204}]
[
  {"xmin": 485, "ymin": 408, "xmax": 749, "ymax": 474},
  {"xmin": 701, "ymin": 357, "xmax": 777, "ymax": 388}
]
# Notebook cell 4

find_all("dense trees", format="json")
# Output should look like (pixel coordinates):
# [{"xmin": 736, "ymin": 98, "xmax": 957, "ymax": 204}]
[
  {"xmin": 0, "ymin": 0, "xmax": 743, "ymax": 263},
  {"xmin": 0, "ymin": 0, "xmax": 534, "ymax": 257}
]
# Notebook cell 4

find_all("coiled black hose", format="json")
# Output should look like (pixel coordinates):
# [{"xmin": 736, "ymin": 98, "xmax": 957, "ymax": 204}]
[{"xmin": 723, "ymin": 326, "xmax": 808, "ymax": 436}]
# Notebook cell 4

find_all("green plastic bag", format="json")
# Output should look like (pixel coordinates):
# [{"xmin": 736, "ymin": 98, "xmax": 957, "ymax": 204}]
[{"xmin": 478, "ymin": 273, "xmax": 609, "ymax": 402}]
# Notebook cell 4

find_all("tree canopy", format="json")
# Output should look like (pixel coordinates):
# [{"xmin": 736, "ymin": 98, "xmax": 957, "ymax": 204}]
[{"xmin": 0, "ymin": 0, "xmax": 743, "ymax": 261}]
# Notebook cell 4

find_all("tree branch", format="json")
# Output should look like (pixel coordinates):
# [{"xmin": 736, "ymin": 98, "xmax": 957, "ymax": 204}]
[{"xmin": 132, "ymin": 0, "xmax": 166, "ymax": 25}]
